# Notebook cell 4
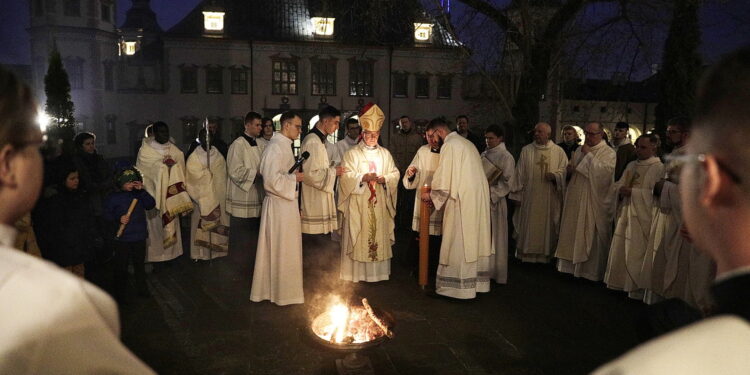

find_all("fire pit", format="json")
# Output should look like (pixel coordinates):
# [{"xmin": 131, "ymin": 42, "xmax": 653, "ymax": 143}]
[{"xmin": 310, "ymin": 297, "xmax": 394, "ymax": 375}]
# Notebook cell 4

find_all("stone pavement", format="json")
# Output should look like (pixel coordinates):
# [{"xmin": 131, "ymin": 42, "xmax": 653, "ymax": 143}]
[{"xmin": 118, "ymin": 230, "xmax": 647, "ymax": 375}]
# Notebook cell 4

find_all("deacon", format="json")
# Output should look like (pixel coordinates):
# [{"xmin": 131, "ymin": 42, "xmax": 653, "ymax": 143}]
[
  {"xmin": 250, "ymin": 111, "xmax": 305, "ymax": 305},
  {"xmin": 338, "ymin": 103, "xmax": 399, "ymax": 282},
  {"xmin": 510, "ymin": 122, "xmax": 568, "ymax": 264},
  {"xmin": 481, "ymin": 125, "xmax": 515, "ymax": 284},
  {"xmin": 186, "ymin": 128, "xmax": 230, "ymax": 260},
  {"xmin": 555, "ymin": 121, "xmax": 616, "ymax": 281},
  {"xmin": 604, "ymin": 134, "xmax": 664, "ymax": 298},
  {"xmin": 425, "ymin": 118, "xmax": 492, "ymax": 299},
  {"xmin": 136, "ymin": 121, "xmax": 193, "ymax": 263},
  {"xmin": 226, "ymin": 112, "xmax": 264, "ymax": 261},
  {"xmin": 300, "ymin": 105, "xmax": 346, "ymax": 235}
]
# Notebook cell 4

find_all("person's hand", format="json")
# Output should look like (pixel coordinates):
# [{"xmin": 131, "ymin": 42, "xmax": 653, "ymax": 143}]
[
  {"xmin": 362, "ymin": 173, "xmax": 378, "ymax": 183},
  {"xmin": 420, "ymin": 191, "xmax": 433, "ymax": 208},
  {"xmin": 133, "ymin": 181, "xmax": 143, "ymax": 190},
  {"xmin": 544, "ymin": 172, "xmax": 556, "ymax": 181},
  {"xmin": 580, "ymin": 144, "xmax": 591, "ymax": 154},
  {"xmin": 336, "ymin": 166, "xmax": 349, "ymax": 176},
  {"xmin": 120, "ymin": 215, "xmax": 130, "ymax": 225},
  {"xmin": 376, "ymin": 176, "xmax": 386, "ymax": 185},
  {"xmin": 406, "ymin": 166, "xmax": 417, "ymax": 178},
  {"xmin": 295, "ymin": 171, "xmax": 304, "ymax": 182},
  {"xmin": 163, "ymin": 157, "xmax": 176, "ymax": 167},
  {"xmin": 619, "ymin": 186, "xmax": 632, "ymax": 197}
]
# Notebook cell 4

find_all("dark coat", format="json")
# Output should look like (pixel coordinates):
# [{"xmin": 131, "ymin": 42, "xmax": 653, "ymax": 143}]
[
  {"xmin": 712, "ymin": 273, "xmax": 750, "ymax": 322},
  {"xmin": 71, "ymin": 151, "xmax": 112, "ymax": 216},
  {"xmin": 34, "ymin": 187, "xmax": 98, "ymax": 267},
  {"xmin": 558, "ymin": 141, "xmax": 580, "ymax": 160},
  {"xmin": 615, "ymin": 143, "xmax": 637, "ymax": 181}
]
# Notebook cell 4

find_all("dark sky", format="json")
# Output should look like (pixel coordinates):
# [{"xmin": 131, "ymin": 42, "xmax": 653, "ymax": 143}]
[{"xmin": 1, "ymin": 0, "xmax": 747, "ymax": 76}]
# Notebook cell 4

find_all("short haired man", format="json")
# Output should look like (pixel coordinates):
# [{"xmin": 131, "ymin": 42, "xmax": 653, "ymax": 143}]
[
  {"xmin": 455, "ymin": 115, "xmax": 485, "ymax": 153},
  {"xmin": 558, "ymin": 125, "xmax": 580, "ymax": 160},
  {"xmin": 612, "ymin": 122, "xmax": 637, "ymax": 181},
  {"xmin": 390, "ymin": 114, "xmax": 425, "ymax": 229},
  {"xmin": 186, "ymin": 118, "xmax": 229, "ymax": 159}
]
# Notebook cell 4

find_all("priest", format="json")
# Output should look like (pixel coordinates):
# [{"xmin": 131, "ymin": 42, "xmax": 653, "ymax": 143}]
[
  {"xmin": 424, "ymin": 118, "xmax": 492, "ymax": 299},
  {"xmin": 510, "ymin": 122, "xmax": 568, "ymax": 263},
  {"xmin": 555, "ymin": 121, "xmax": 616, "ymax": 281},
  {"xmin": 338, "ymin": 103, "xmax": 399, "ymax": 282},
  {"xmin": 481, "ymin": 125, "xmax": 515, "ymax": 284},
  {"xmin": 186, "ymin": 128, "xmax": 230, "ymax": 260},
  {"xmin": 136, "ymin": 121, "xmax": 193, "ymax": 263},
  {"xmin": 250, "ymin": 111, "xmax": 305, "ymax": 306},
  {"xmin": 604, "ymin": 134, "xmax": 664, "ymax": 298}
]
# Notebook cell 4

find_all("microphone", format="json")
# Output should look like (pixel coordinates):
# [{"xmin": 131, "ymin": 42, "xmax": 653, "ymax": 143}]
[{"xmin": 288, "ymin": 151, "xmax": 310, "ymax": 174}]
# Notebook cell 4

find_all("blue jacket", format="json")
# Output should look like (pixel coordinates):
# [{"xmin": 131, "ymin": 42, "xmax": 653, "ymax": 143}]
[{"xmin": 103, "ymin": 189, "xmax": 156, "ymax": 242}]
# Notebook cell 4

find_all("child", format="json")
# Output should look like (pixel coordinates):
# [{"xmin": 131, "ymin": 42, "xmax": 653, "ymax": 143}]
[{"xmin": 103, "ymin": 166, "xmax": 156, "ymax": 303}]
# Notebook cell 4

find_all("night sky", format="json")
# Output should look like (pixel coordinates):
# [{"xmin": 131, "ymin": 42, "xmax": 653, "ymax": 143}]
[{"xmin": 0, "ymin": 0, "xmax": 747, "ymax": 76}]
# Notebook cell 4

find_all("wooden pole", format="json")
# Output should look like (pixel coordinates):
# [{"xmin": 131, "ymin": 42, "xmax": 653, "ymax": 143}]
[
  {"xmin": 418, "ymin": 185, "xmax": 431, "ymax": 289},
  {"xmin": 116, "ymin": 198, "xmax": 139, "ymax": 238}
]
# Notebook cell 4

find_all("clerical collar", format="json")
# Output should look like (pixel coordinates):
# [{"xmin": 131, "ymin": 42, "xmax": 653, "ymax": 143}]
[
  {"xmin": 487, "ymin": 142, "xmax": 506, "ymax": 153},
  {"xmin": 242, "ymin": 133, "xmax": 257, "ymax": 147},
  {"xmin": 430, "ymin": 147, "xmax": 440, "ymax": 154},
  {"xmin": 310, "ymin": 126, "xmax": 327, "ymax": 144},
  {"xmin": 363, "ymin": 143, "xmax": 378, "ymax": 151},
  {"xmin": 0, "ymin": 223, "xmax": 17, "ymax": 248}
]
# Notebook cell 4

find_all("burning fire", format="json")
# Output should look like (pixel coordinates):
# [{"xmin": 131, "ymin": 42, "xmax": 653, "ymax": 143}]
[{"xmin": 311, "ymin": 296, "xmax": 393, "ymax": 344}]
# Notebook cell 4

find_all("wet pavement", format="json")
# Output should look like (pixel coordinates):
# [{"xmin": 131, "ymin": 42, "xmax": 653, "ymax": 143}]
[{"xmin": 117, "ymin": 229, "xmax": 647, "ymax": 375}]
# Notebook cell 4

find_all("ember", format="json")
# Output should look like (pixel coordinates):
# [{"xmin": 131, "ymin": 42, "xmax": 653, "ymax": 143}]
[{"xmin": 311, "ymin": 297, "xmax": 393, "ymax": 345}]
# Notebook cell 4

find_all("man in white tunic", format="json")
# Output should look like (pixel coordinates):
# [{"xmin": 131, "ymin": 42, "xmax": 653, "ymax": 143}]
[
  {"xmin": 226, "ymin": 112, "xmax": 264, "ymax": 261},
  {"xmin": 250, "ymin": 112, "xmax": 305, "ymax": 306},
  {"xmin": 186, "ymin": 129, "xmax": 230, "ymax": 260},
  {"xmin": 510, "ymin": 123, "xmax": 568, "ymax": 263},
  {"xmin": 256, "ymin": 117, "xmax": 274, "ymax": 150},
  {"xmin": 332, "ymin": 118, "xmax": 361, "ymax": 165},
  {"xmin": 300, "ymin": 106, "xmax": 347, "ymax": 235},
  {"xmin": 555, "ymin": 121, "xmax": 616, "ymax": 281},
  {"xmin": 338, "ymin": 104, "xmax": 399, "ymax": 282},
  {"xmin": 604, "ymin": 134, "xmax": 664, "ymax": 298},
  {"xmin": 136, "ymin": 121, "xmax": 193, "ymax": 263},
  {"xmin": 481, "ymin": 125, "xmax": 515, "ymax": 284},
  {"xmin": 424, "ymin": 118, "xmax": 492, "ymax": 299}
]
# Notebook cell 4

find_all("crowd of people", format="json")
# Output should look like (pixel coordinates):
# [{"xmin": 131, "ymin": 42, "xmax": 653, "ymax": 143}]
[{"xmin": 1, "ymin": 46, "xmax": 750, "ymax": 373}]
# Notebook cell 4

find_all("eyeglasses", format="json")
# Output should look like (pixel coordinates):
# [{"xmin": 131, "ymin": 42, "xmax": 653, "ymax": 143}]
[{"xmin": 665, "ymin": 153, "xmax": 742, "ymax": 185}]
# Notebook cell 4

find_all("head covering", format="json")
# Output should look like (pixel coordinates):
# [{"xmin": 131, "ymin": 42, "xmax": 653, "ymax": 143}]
[
  {"xmin": 116, "ymin": 166, "xmax": 143, "ymax": 187},
  {"xmin": 358, "ymin": 103, "xmax": 384, "ymax": 132}
]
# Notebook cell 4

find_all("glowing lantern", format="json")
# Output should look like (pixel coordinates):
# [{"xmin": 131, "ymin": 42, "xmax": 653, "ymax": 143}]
[
  {"xmin": 311, "ymin": 17, "xmax": 335, "ymax": 36},
  {"xmin": 203, "ymin": 11, "xmax": 225, "ymax": 32},
  {"xmin": 414, "ymin": 23, "xmax": 434, "ymax": 42}
]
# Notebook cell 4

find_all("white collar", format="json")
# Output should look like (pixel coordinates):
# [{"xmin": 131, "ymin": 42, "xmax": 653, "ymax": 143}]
[
  {"xmin": 0, "ymin": 223, "xmax": 18, "ymax": 248},
  {"xmin": 486, "ymin": 142, "xmax": 507, "ymax": 153}
]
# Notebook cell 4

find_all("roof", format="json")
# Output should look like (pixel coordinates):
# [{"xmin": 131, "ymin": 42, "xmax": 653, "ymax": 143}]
[
  {"xmin": 165, "ymin": 0, "xmax": 460, "ymax": 48},
  {"xmin": 121, "ymin": 0, "xmax": 162, "ymax": 33}
]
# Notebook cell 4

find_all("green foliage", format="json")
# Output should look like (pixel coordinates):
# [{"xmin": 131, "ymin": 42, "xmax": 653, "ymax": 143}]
[{"xmin": 44, "ymin": 44, "xmax": 77, "ymax": 154}]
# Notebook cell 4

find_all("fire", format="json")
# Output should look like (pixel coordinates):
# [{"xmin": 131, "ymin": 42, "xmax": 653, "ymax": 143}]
[{"xmin": 311, "ymin": 296, "xmax": 392, "ymax": 344}]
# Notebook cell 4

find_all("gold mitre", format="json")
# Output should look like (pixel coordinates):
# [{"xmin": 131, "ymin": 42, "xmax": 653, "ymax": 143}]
[{"xmin": 358, "ymin": 103, "xmax": 384, "ymax": 132}]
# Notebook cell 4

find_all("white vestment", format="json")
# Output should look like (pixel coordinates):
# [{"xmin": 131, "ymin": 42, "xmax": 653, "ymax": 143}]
[
  {"xmin": 225, "ymin": 135, "xmax": 264, "ymax": 218},
  {"xmin": 186, "ymin": 146, "xmax": 229, "ymax": 260},
  {"xmin": 510, "ymin": 141, "xmax": 568, "ymax": 263},
  {"xmin": 333, "ymin": 137, "xmax": 359, "ymax": 166},
  {"xmin": 300, "ymin": 131, "xmax": 338, "ymax": 234},
  {"xmin": 0, "ymin": 225, "xmax": 154, "ymax": 374},
  {"xmin": 250, "ymin": 133, "xmax": 304, "ymax": 306},
  {"xmin": 136, "ymin": 138, "xmax": 193, "ymax": 262},
  {"xmin": 338, "ymin": 143, "xmax": 399, "ymax": 282},
  {"xmin": 430, "ymin": 133, "xmax": 492, "ymax": 299},
  {"xmin": 402, "ymin": 145, "xmax": 444, "ymax": 235},
  {"xmin": 604, "ymin": 157, "xmax": 664, "ymax": 295},
  {"xmin": 481, "ymin": 143, "xmax": 515, "ymax": 284},
  {"xmin": 591, "ymin": 316, "xmax": 750, "ymax": 375},
  {"xmin": 555, "ymin": 141, "xmax": 616, "ymax": 281}
]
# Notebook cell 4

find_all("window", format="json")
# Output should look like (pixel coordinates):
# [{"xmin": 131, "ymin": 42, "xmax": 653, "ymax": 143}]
[
  {"xmin": 392, "ymin": 72, "xmax": 408, "ymax": 98},
  {"xmin": 35, "ymin": 0, "xmax": 44, "ymax": 16},
  {"xmin": 65, "ymin": 57, "xmax": 84, "ymax": 90},
  {"xmin": 181, "ymin": 117, "xmax": 199, "ymax": 144},
  {"xmin": 415, "ymin": 74, "xmax": 429, "ymax": 98},
  {"xmin": 104, "ymin": 63, "xmax": 113, "ymax": 91},
  {"xmin": 311, "ymin": 59, "xmax": 336, "ymax": 96},
  {"xmin": 206, "ymin": 66, "xmax": 223, "ymax": 94},
  {"xmin": 230, "ymin": 68, "xmax": 247, "ymax": 94},
  {"xmin": 272, "ymin": 59, "xmax": 297, "ymax": 95},
  {"xmin": 101, "ymin": 3, "xmax": 111, "ymax": 22},
  {"xmin": 349, "ymin": 60, "xmax": 373, "ymax": 97},
  {"xmin": 63, "ymin": 0, "xmax": 80, "ymax": 16},
  {"xmin": 437, "ymin": 75, "xmax": 452, "ymax": 99},
  {"xmin": 105, "ymin": 115, "xmax": 116, "ymax": 144},
  {"xmin": 180, "ymin": 66, "xmax": 197, "ymax": 93}
]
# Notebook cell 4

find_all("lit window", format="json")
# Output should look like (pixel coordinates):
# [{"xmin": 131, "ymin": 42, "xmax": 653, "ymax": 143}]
[
  {"xmin": 311, "ymin": 17, "xmax": 335, "ymax": 36},
  {"xmin": 203, "ymin": 11, "xmax": 225, "ymax": 32},
  {"xmin": 272, "ymin": 59, "xmax": 298, "ymax": 95},
  {"xmin": 414, "ymin": 23, "xmax": 434, "ymax": 42},
  {"xmin": 311, "ymin": 59, "xmax": 336, "ymax": 96}
]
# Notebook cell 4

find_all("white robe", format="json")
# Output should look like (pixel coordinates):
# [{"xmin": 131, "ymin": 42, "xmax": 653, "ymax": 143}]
[
  {"xmin": 402, "ymin": 145, "xmax": 443, "ymax": 235},
  {"xmin": 604, "ymin": 157, "xmax": 664, "ymax": 295},
  {"xmin": 430, "ymin": 132, "xmax": 492, "ymax": 299},
  {"xmin": 225, "ymin": 135, "xmax": 264, "ymax": 219},
  {"xmin": 555, "ymin": 141, "xmax": 616, "ymax": 281},
  {"xmin": 333, "ymin": 137, "xmax": 359, "ymax": 166},
  {"xmin": 0, "ymin": 225, "xmax": 154, "ymax": 374},
  {"xmin": 338, "ymin": 143, "xmax": 399, "ymax": 282},
  {"xmin": 300, "ymin": 131, "xmax": 338, "ymax": 234},
  {"xmin": 136, "ymin": 138, "xmax": 192, "ymax": 262},
  {"xmin": 250, "ymin": 133, "xmax": 304, "ymax": 306},
  {"xmin": 186, "ymin": 146, "xmax": 229, "ymax": 260},
  {"xmin": 510, "ymin": 141, "xmax": 568, "ymax": 263},
  {"xmin": 482, "ymin": 142, "xmax": 515, "ymax": 284}
]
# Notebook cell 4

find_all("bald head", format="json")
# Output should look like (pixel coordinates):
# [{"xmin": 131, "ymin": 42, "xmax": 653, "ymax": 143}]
[{"xmin": 533, "ymin": 122, "xmax": 552, "ymax": 145}]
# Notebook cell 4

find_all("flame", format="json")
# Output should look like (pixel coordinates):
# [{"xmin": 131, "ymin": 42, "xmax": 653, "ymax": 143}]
[{"xmin": 312, "ymin": 296, "xmax": 385, "ymax": 344}]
